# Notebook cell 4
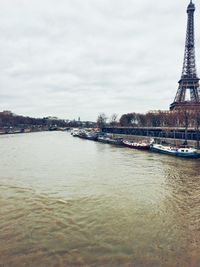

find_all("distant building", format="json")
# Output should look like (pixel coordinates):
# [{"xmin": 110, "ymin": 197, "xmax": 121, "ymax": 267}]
[
  {"xmin": 2, "ymin": 110, "xmax": 13, "ymax": 115},
  {"xmin": 45, "ymin": 116, "xmax": 59, "ymax": 121},
  {"xmin": 148, "ymin": 110, "xmax": 170, "ymax": 114}
]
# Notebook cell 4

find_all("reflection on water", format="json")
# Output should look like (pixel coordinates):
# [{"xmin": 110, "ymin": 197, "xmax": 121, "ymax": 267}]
[{"xmin": 0, "ymin": 132, "xmax": 200, "ymax": 267}]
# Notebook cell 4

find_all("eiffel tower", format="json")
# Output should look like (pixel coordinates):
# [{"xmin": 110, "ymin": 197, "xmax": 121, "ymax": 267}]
[{"xmin": 170, "ymin": 0, "xmax": 200, "ymax": 110}]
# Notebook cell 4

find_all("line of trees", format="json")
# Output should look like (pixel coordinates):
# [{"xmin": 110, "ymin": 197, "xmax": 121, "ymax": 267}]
[
  {"xmin": 0, "ymin": 111, "xmax": 98, "ymax": 129},
  {"xmin": 119, "ymin": 110, "xmax": 200, "ymax": 128},
  {"xmin": 97, "ymin": 109, "xmax": 200, "ymax": 129},
  {"xmin": 0, "ymin": 111, "xmax": 73, "ymax": 128}
]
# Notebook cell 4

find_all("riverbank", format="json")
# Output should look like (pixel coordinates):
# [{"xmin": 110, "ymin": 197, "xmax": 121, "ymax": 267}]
[
  {"xmin": 0, "ymin": 126, "xmax": 71, "ymax": 135},
  {"xmin": 102, "ymin": 127, "xmax": 200, "ymax": 148},
  {"xmin": 110, "ymin": 133, "xmax": 199, "ymax": 149},
  {"xmin": 0, "ymin": 127, "xmax": 48, "ymax": 135}
]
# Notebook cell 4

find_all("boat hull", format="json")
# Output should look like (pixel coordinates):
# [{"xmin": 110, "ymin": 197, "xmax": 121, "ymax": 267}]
[
  {"xmin": 79, "ymin": 135, "xmax": 98, "ymax": 141},
  {"xmin": 98, "ymin": 138, "xmax": 123, "ymax": 145},
  {"xmin": 176, "ymin": 152, "xmax": 200, "ymax": 158},
  {"xmin": 123, "ymin": 143, "xmax": 150, "ymax": 150}
]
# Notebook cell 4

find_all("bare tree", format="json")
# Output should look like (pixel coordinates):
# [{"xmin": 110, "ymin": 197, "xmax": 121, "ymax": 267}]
[
  {"xmin": 109, "ymin": 114, "xmax": 118, "ymax": 127},
  {"xmin": 97, "ymin": 113, "xmax": 107, "ymax": 129},
  {"xmin": 179, "ymin": 108, "xmax": 190, "ymax": 145},
  {"xmin": 191, "ymin": 107, "xmax": 200, "ymax": 148}
]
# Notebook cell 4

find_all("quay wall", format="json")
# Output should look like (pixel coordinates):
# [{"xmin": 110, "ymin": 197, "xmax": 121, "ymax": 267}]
[
  {"xmin": 0, "ymin": 126, "xmax": 49, "ymax": 135},
  {"xmin": 102, "ymin": 127, "xmax": 200, "ymax": 147}
]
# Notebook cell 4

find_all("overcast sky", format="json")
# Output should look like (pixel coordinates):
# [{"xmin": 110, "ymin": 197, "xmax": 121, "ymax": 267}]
[{"xmin": 0, "ymin": 0, "xmax": 199, "ymax": 121}]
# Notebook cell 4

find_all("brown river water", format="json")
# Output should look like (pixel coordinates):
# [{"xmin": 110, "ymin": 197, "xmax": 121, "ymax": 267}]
[{"xmin": 0, "ymin": 132, "xmax": 200, "ymax": 267}]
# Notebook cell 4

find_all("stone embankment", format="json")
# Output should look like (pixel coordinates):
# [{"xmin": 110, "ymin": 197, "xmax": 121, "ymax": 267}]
[
  {"xmin": 102, "ymin": 127, "xmax": 200, "ymax": 149},
  {"xmin": 0, "ymin": 126, "xmax": 49, "ymax": 135}
]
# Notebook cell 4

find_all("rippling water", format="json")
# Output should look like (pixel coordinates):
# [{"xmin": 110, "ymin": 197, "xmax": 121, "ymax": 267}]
[{"xmin": 0, "ymin": 132, "xmax": 200, "ymax": 267}]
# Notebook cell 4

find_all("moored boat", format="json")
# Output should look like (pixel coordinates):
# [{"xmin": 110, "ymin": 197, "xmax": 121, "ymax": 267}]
[
  {"xmin": 150, "ymin": 143, "xmax": 200, "ymax": 158},
  {"xmin": 79, "ymin": 131, "xmax": 98, "ymax": 141},
  {"xmin": 71, "ymin": 129, "xmax": 81, "ymax": 137},
  {"xmin": 98, "ymin": 136, "xmax": 123, "ymax": 145},
  {"xmin": 71, "ymin": 128, "xmax": 99, "ymax": 141},
  {"xmin": 123, "ymin": 140, "xmax": 150, "ymax": 150}
]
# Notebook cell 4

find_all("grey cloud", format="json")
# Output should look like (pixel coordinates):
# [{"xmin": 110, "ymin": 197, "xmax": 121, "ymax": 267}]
[{"xmin": 0, "ymin": 0, "xmax": 198, "ymax": 120}]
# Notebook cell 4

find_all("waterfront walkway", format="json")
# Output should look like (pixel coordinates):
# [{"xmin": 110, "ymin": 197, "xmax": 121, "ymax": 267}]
[{"xmin": 102, "ymin": 127, "xmax": 200, "ymax": 142}]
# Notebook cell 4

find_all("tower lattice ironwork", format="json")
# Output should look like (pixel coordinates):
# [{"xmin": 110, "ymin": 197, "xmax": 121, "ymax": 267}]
[{"xmin": 170, "ymin": 0, "xmax": 200, "ymax": 110}]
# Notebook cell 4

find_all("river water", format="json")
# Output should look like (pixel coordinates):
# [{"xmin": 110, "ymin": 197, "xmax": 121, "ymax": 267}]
[{"xmin": 0, "ymin": 132, "xmax": 200, "ymax": 267}]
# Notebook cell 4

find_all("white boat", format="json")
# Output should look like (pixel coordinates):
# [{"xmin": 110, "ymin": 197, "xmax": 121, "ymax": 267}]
[
  {"xmin": 150, "ymin": 143, "xmax": 199, "ymax": 158},
  {"xmin": 71, "ymin": 129, "xmax": 80, "ymax": 137}
]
